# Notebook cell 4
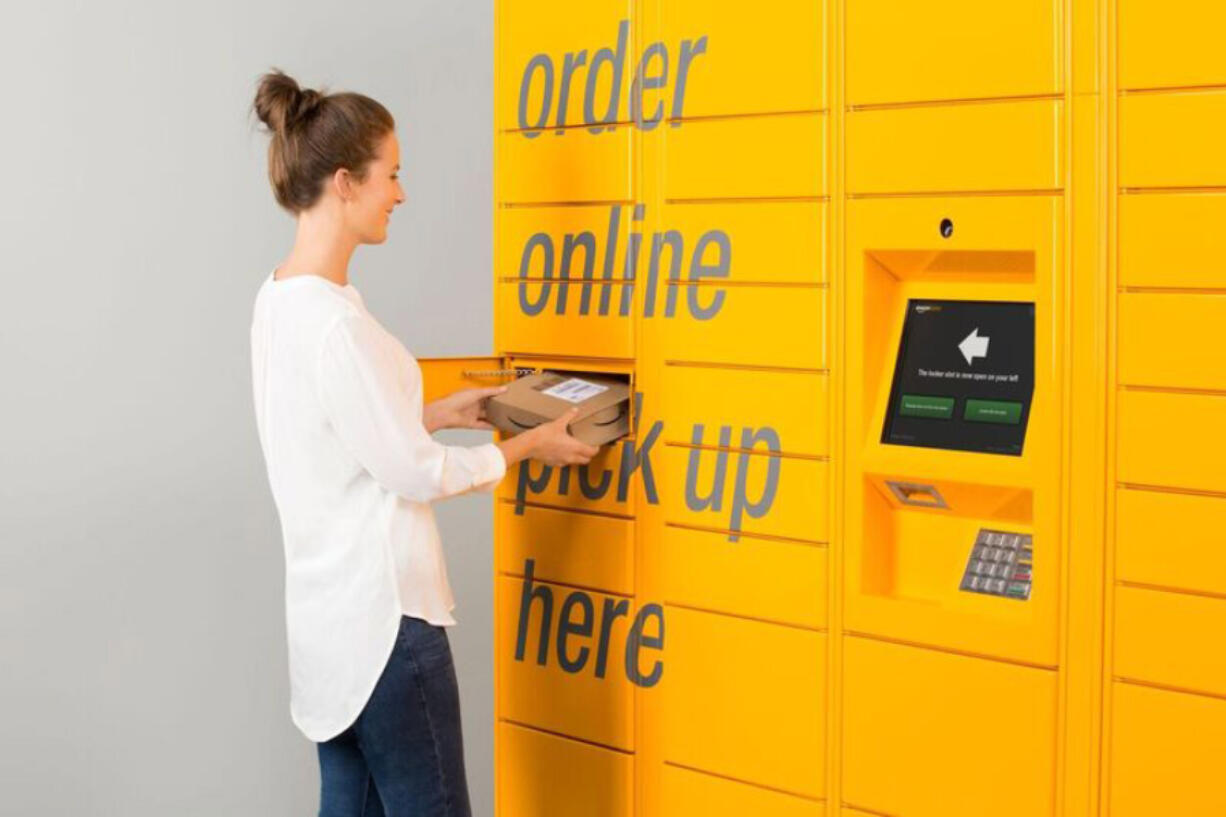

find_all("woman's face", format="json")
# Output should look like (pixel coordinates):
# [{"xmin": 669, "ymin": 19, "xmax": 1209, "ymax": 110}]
[{"xmin": 346, "ymin": 130, "xmax": 405, "ymax": 244}]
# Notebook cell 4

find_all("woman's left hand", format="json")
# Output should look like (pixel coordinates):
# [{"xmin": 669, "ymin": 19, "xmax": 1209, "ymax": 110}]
[{"xmin": 423, "ymin": 386, "xmax": 508, "ymax": 433}]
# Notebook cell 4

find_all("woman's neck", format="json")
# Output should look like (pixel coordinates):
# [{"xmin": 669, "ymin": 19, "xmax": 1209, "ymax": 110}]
[{"xmin": 280, "ymin": 208, "xmax": 357, "ymax": 287}]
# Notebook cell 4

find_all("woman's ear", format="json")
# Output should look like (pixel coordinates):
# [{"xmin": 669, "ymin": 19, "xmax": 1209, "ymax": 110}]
[{"xmin": 332, "ymin": 167, "xmax": 355, "ymax": 202}]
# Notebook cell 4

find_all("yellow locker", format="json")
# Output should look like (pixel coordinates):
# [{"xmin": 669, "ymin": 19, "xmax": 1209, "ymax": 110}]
[
  {"xmin": 1119, "ymin": 90, "xmax": 1226, "ymax": 189},
  {"xmin": 846, "ymin": 0, "xmax": 1060, "ymax": 104},
  {"xmin": 1117, "ymin": 390, "xmax": 1226, "ymax": 493},
  {"xmin": 662, "ymin": 446, "xmax": 829, "ymax": 543},
  {"xmin": 662, "ymin": 607, "xmax": 826, "ymax": 798},
  {"xmin": 661, "ymin": 525, "xmax": 827, "ymax": 628},
  {"xmin": 847, "ymin": 100, "xmax": 1063, "ymax": 194},
  {"xmin": 843, "ymin": 636, "xmax": 1058, "ymax": 817},
  {"xmin": 1108, "ymin": 683, "xmax": 1226, "ymax": 816},
  {"xmin": 496, "ymin": 575, "xmax": 636, "ymax": 749},
  {"xmin": 661, "ymin": 764, "xmax": 823, "ymax": 817},
  {"xmin": 661, "ymin": 112, "xmax": 827, "ymax": 200},
  {"xmin": 497, "ymin": 501, "xmax": 635, "ymax": 596},
  {"xmin": 1115, "ymin": 585, "xmax": 1226, "ymax": 697},
  {"xmin": 1118, "ymin": 293, "xmax": 1226, "ymax": 389},
  {"xmin": 1119, "ymin": 193, "xmax": 1226, "ymax": 288},
  {"xmin": 1116, "ymin": 488, "xmax": 1226, "ymax": 595},
  {"xmin": 1118, "ymin": 0, "xmax": 1226, "ymax": 90},
  {"xmin": 659, "ymin": 365, "xmax": 828, "ymax": 457},
  {"xmin": 658, "ymin": 0, "xmax": 825, "ymax": 117},
  {"xmin": 498, "ymin": 722, "xmax": 634, "ymax": 817}
]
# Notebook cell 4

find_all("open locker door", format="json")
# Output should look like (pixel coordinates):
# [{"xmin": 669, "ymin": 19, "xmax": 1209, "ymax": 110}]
[{"xmin": 417, "ymin": 355, "xmax": 524, "ymax": 404}]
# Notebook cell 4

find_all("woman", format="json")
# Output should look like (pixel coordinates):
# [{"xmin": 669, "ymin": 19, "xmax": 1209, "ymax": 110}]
[{"xmin": 248, "ymin": 69, "xmax": 598, "ymax": 817}]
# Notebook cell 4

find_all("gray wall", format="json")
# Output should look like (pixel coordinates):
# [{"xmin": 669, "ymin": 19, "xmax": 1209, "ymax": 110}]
[{"xmin": 0, "ymin": 1, "xmax": 496, "ymax": 814}]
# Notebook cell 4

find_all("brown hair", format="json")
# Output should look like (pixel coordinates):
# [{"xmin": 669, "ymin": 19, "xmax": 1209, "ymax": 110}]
[{"xmin": 252, "ymin": 69, "xmax": 395, "ymax": 213}]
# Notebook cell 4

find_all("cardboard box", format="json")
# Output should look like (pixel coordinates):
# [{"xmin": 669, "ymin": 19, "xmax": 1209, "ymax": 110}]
[{"xmin": 484, "ymin": 371, "xmax": 630, "ymax": 446}]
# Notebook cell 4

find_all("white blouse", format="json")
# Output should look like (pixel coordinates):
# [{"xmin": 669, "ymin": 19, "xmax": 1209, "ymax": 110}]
[{"xmin": 249, "ymin": 270, "xmax": 506, "ymax": 742}]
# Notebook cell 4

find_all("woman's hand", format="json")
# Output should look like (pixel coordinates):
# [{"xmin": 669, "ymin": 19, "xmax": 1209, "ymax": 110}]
[{"xmin": 423, "ymin": 386, "xmax": 508, "ymax": 433}]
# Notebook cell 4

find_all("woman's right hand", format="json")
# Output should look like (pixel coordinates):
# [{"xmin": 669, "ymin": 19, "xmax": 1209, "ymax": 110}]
[{"xmin": 525, "ymin": 408, "xmax": 600, "ymax": 466}]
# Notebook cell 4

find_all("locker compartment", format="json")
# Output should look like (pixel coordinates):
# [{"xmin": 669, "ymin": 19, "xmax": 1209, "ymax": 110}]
[
  {"xmin": 498, "ymin": 127, "xmax": 633, "ymax": 204},
  {"xmin": 663, "ymin": 607, "xmax": 826, "ymax": 797},
  {"xmin": 657, "ymin": 285, "xmax": 826, "ymax": 369},
  {"xmin": 1119, "ymin": 193, "xmax": 1226, "ymax": 288},
  {"xmin": 660, "ymin": 763, "xmax": 823, "ymax": 817},
  {"xmin": 1115, "ymin": 584, "xmax": 1226, "ymax": 697},
  {"xmin": 497, "ymin": 501, "xmax": 634, "ymax": 596},
  {"xmin": 661, "ymin": 112, "xmax": 826, "ymax": 200},
  {"xmin": 662, "ymin": 524, "xmax": 827, "ymax": 629},
  {"xmin": 1118, "ymin": 390, "xmax": 1226, "ymax": 493},
  {"xmin": 497, "ymin": 575, "xmax": 635, "ymax": 749},
  {"xmin": 1120, "ymin": 90, "xmax": 1226, "ymax": 189},
  {"xmin": 498, "ymin": 722, "xmax": 633, "ymax": 817},
  {"xmin": 846, "ymin": 0, "xmax": 1059, "ymax": 105},
  {"xmin": 660, "ymin": 365, "xmax": 828, "ymax": 457},
  {"xmin": 498, "ymin": 0, "xmax": 634, "ymax": 133},
  {"xmin": 658, "ymin": 201, "xmax": 826, "ymax": 285},
  {"xmin": 498, "ymin": 279, "xmax": 634, "ymax": 359},
  {"xmin": 1118, "ymin": 293, "xmax": 1226, "ymax": 390},
  {"xmin": 498, "ymin": 444, "xmax": 637, "ymax": 518},
  {"xmin": 843, "ymin": 636, "xmax": 1057, "ymax": 817},
  {"xmin": 1109, "ymin": 682, "xmax": 1226, "ymax": 816},
  {"xmin": 663, "ymin": 445, "xmax": 829, "ymax": 543},
  {"xmin": 1119, "ymin": 0, "xmax": 1226, "ymax": 90},
  {"xmin": 1117, "ymin": 487, "xmax": 1226, "ymax": 595},
  {"xmin": 847, "ymin": 99, "xmax": 1062, "ymax": 194},
  {"xmin": 499, "ymin": 204, "xmax": 634, "ymax": 281},
  {"xmin": 659, "ymin": 0, "xmax": 825, "ymax": 118}
]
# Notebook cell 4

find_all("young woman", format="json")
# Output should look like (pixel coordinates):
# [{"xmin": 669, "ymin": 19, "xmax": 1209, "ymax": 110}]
[{"xmin": 249, "ymin": 69, "xmax": 598, "ymax": 817}]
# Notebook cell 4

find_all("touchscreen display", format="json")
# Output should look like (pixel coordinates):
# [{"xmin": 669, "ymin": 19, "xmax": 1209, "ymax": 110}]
[{"xmin": 882, "ymin": 300, "xmax": 1035, "ymax": 456}]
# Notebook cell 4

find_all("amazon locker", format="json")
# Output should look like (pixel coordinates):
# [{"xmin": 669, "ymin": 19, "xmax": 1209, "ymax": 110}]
[{"xmin": 418, "ymin": 1, "xmax": 1226, "ymax": 814}]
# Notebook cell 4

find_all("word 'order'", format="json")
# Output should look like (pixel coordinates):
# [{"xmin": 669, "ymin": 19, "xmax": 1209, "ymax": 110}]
[{"xmin": 517, "ymin": 20, "xmax": 708, "ymax": 134}]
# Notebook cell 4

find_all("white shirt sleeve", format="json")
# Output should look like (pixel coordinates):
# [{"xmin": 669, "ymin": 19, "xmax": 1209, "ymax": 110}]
[{"xmin": 316, "ymin": 313, "xmax": 506, "ymax": 503}]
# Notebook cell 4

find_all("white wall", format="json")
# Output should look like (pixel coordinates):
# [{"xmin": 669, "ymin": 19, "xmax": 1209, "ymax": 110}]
[{"xmin": 0, "ymin": 1, "xmax": 496, "ymax": 814}]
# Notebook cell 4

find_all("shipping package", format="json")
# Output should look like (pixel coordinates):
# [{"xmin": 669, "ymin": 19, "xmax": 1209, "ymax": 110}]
[{"xmin": 484, "ymin": 371, "xmax": 630, "ymax": 446}]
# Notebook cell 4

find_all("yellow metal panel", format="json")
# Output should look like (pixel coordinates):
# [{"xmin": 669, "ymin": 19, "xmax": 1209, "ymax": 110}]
[
  {"xmin": 660, "ymin": 0, "xmax": 825, "ymax": 117},
  {"xmin": 1109, "ymin": 683, "xmax": 1226, "ymax": 816},
  {"xmin": 658, "ymin": 286, "xmax": 826, "ymax": 369},
  {"xmin": 496, "ymin": 576, "xmax": 635, "ymax": 749},
  {"xmin": 1120, "ymin": 90, "xmax": 1226, "ymax": 189},
  {"xmin": 499, "ymin": 205, "xmax": 633, "ymax": 281},
  {"xmin": 846, "ymin": 0, "xmax": 1059, "ymax": 104},
  {"xmin": 497, "ymin": 0, "xmax": 633, "ymax": 133},
  {"xmin": 659, "ymin": 202, "xmax": 826, "ymax": 285},
  {"xmin": 497, "ymin": 502, "xmax": 635, "ymax": 596},
  {"xmin": 847, "ymin": 100, "xmax": 1063, "ymax": 194},
  {"xmin": 1118, "ymin": 293, "xmax": 1226, "ymax": 389},
  {"xmin": 1118, "ymin": 390, "xmax": 1226, "ymax": 493},
  {"xmin": 498, "ymin": 280, "xmax": 634, "ymax": 358},
  {"xmin": 1117, "ymin": 488, "xmax": 1226, "ymax": 595},
  {"xmin": 1119, "ymin": 193, "xmax": 1226, "ymax": 288},
  {"xmin": 662, "ymin": 113, "xmax": 826, "ymax": 199},
  {"xmin": 1119, "ymin": 0, "xmax": 1226, "ymax": 89},
  {"xmin": 498, "ymin": 722, "xmax": 633, "ymax": 817},
  {"xmin": 660, "ymin": 365, "xmax": 829, "ymax": 457},
  {"xmin": 663, "ymin": 607, "xmax": 825, "ymax": 797},
  {"xmin": 843, "ymin": 636, "xmax": 1057, "ymax": 817},
  {"xmin": 662, "ymin": 525, "xmax": 827, "ymax": 628},
  {"xmin": 1115, "ymin": 585, "xmax": 1226, "ymax": 697},
  {"xmin": 499, "ymin": 129, "xmax": 633, "ymax": 204},
  {"xmin": 663, "ymin": 447, "xmax": 829, "ymax": 543},
  {"xmin": 660, "ymin": 764, "xmax": 823, "ymax": 817}
]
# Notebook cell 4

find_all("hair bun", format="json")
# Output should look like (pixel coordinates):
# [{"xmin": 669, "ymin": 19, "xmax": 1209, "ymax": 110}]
[{"xmin": 253, "ymin": 69, "xmax": 325, "ymax": 134}]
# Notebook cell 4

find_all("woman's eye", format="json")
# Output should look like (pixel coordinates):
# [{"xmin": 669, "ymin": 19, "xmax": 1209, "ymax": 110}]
[{"xmin": 391, "ymin": 174, "xmax": 399, "ymax": 180}]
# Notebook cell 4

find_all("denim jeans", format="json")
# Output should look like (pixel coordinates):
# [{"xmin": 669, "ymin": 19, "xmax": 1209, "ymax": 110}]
[{"xmin": 317, "ymin": 615, "xmax": 472, "ymax": 817}]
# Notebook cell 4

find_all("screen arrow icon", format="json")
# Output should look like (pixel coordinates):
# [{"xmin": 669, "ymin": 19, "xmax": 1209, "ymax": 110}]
[{"xmin": 959, "ymin": 328, "xmax": 990, "ymax": 365}]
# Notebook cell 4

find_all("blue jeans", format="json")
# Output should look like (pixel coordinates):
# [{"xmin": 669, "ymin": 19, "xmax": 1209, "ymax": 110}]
[{"xmin": 317, "ymin": 615, "xmax": 472, "ymax": 817}]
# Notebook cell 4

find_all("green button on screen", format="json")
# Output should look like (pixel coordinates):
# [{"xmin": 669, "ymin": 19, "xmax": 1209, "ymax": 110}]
[
  {"xmin": 899, "ymin": 394, "xmax": 955, "ymax": 419},
  {"xmin": 964, "ymin": 399, "xmax": 1022, "ymax": 425}
]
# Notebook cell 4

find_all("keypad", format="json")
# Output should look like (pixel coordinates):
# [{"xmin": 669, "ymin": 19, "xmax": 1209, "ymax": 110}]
[{"xmin": 960, "ymin": 529, "xmax": 1033, "ymax": 601}]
